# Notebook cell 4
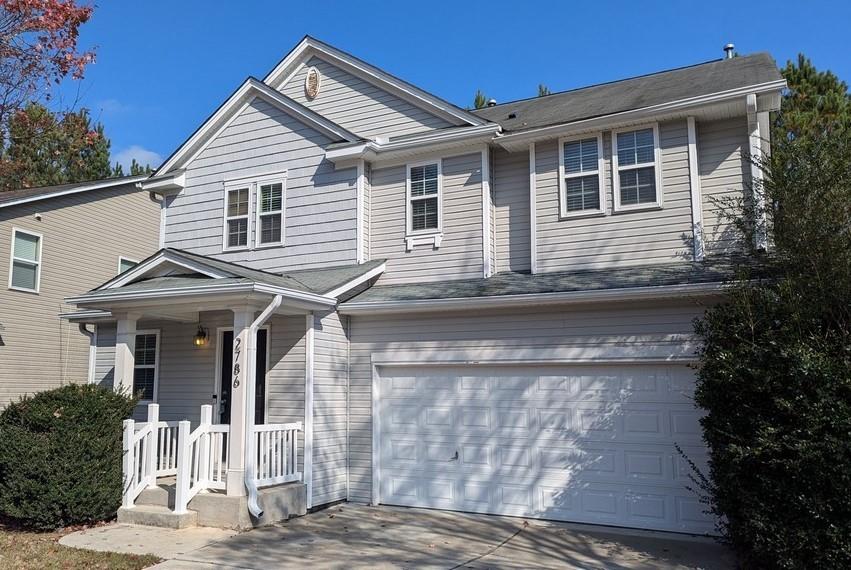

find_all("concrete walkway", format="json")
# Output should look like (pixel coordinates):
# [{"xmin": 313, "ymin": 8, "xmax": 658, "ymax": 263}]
[{"xmin": 62, "ymin": 504, "xmax": 734, "ymax": 569}]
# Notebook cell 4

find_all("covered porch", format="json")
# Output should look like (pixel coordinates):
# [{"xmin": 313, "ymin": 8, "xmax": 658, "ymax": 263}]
[{"xmin": 64, "ymin": 248, "xmax": 384, "ymax": 527}]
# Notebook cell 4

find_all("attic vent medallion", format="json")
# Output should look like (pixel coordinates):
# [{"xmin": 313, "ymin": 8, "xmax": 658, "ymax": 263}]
[{"xmin": 304, "ymin": 66, "xmax": 321, "ymax": 100}]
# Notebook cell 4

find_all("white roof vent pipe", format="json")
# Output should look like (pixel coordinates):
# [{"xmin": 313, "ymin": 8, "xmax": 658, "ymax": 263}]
[
  {"xmin": 486, "ymin": 99, "xmax": 497, "ymax": 107},
  {"xmin": 724, "ymin": 43, "xmax": 735, "ymax": 59}
]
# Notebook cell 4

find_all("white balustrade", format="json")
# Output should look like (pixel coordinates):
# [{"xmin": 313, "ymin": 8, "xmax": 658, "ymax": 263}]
[
  {"xmin": 253, "ymin": 422, "xmax": 302, "ymax": 487},
  {"xmin": 174, "ymin": 405, "xmax": 230, "ymax": 513}
]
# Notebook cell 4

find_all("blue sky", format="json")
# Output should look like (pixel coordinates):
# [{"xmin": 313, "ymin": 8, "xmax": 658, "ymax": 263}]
[{"xmin": 62, "ymin": 0, "xmax": 851, "ymax": 170}]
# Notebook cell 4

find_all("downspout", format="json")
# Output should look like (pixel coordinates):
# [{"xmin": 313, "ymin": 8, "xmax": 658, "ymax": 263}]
[
  {"xmin": 78, "ymin": 324, "xmax": 96, "ymax": 384},
  {"xmin": 244, "ymin": 294, "xmax": 283, "ymax": 517}
]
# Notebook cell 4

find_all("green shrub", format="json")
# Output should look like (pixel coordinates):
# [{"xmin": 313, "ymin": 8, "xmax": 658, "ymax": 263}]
[{"xmin": 0, "ymin": 384, "xmax": 137, "ymax": 529}]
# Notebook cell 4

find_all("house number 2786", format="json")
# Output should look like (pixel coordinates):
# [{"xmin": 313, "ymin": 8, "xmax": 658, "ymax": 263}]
[{"xmin": 232, "ymin": 337, "xmax": 242, "ymax": 389}]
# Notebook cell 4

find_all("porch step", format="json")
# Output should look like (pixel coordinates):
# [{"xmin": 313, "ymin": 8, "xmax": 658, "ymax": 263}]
[
  {"xmin": 117, "ymin": 505, "xmax": 197, "ymax": 529},
  {"xmin": 136, "ymin": 483, "xmax": 176, "ymax": 509}
]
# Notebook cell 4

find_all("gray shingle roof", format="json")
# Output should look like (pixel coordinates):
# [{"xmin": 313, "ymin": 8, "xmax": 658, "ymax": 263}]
[
  {"xmin": 0, "ymin": 176, "xmax": 146, "ymax": 208},
  {"xmin": 472, "ymin": 53, "xmax": 782, "ymax": 133},
  {"xmin": 344, "ymin": 260, "xmax": 739, "ymax": 304},
  {"xmin": 85, "ymin": 247, "xmax": 385, "ymax": 298}
]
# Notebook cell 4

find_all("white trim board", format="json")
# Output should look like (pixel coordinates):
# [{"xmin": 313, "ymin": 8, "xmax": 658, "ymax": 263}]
[
  {"xmin": 0, "ymin": 175, "xmax": 147, "ymax": 210},
  {"xmin": 687, "ymin": 117, "xmax": 705, "ymax": 261},
  {"xmin": 303, "ymin": 313, "xmax": 315, "ymax": 509}
]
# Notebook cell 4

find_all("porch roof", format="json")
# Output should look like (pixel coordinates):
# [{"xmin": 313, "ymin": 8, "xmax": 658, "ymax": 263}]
[{"xmin": 65, "ymin": 248, "xmax": 386, "ymax": 316}]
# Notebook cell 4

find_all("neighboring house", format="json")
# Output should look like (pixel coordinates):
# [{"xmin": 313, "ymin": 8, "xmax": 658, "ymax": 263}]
[
  {"xmin": 0, "ymin": 177, "xmax": 160, "ymax": 408},
  {"xmin": 66, "ymin": 37, "xmax": 785, "ymax": 534}
]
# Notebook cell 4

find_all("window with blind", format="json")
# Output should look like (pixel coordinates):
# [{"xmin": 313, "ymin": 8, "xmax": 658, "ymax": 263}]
[
  {"xmin": 9, "ymin": 229, "xmax": 41, "ymax": 292},
  {"xmin": 257, "ymin": 182, "xmax": 284, "ymax": 245},
  {"xmin": 407, "ymin": 162, "xmax": 441, "ymax": 233},
  {"xmin": 559, "ymin": 135, "xmax": 604, "ymax": 216},
  {"xmin": 133, "ymin": 332, "xmax": 159, "ymax": 401},
  {"xmin": 613, "ymin": 125, "xmax": 662, "ymax": 210}
]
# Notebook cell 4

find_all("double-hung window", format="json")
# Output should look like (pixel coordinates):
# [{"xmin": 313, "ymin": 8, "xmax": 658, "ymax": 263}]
[
  {"xmin": 225, "ymin": 186, "xmax": 250, "ymax": 249},
  {"xmin": 559, "ymin": 134, "xmax": 605, "ymax": 217},
  {"xmin": 9, "ymin": 229, "xmax": 42, "ymax": 293},
  {"xmin": 133, "ymin": 331, "xmax": 159, "ymax": 402},
  {"xmin": 256, "ymin": 181, "xmax": 284, "ymax": 246},
  {"xmin": 223, "ymin": 172, "xmax": 287, "ymax": 251},
  {"xmin": 407, "ymin": 162, "xmax": 441, "ymax": 234},
  {"xmin": 613, "ymin": 125, "xmax": 662, "ymax": 211}
]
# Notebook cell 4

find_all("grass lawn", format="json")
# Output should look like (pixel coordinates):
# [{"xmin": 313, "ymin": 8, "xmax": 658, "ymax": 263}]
[{"xmin": 0, "ymin": 524, "xmax": 160, "ymax": 570}]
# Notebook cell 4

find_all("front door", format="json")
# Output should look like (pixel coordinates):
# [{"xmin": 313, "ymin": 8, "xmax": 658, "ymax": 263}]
[{"xmin": 218, "ymin": 329, "xmax": 268, "ymax": 424}]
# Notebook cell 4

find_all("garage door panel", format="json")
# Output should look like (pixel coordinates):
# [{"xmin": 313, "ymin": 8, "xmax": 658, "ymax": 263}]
[{"xmin": 377, "ymin": 364, "xmax": 711, "ymax": 534}]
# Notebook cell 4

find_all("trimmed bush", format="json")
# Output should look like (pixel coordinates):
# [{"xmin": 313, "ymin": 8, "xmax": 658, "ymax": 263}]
[{"xmin": 0, "ymin": 384, "xmax": 137, "ymax": 529}]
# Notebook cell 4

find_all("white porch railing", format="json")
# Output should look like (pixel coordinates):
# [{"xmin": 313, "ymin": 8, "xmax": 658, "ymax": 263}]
[
  {"xmin": 253, "ymin": 422, "xmax": 302, "ymax": 487},
  {"xmin": 174, "ymin": 405, "xmax": 229, "ymax": 513},
  {"xmin": 122, "ymin": 403, "xmax": 302, "ymax": 513}
]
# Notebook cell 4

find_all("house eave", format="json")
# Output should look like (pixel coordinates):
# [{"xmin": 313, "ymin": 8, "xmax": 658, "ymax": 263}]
[
  {"xmin": 494, "ymin": 79, "xmax": 787, "ymax": 151},
  {"xmin": 326, "ymin": 124, "xmax": 501, "ymax": 167},
  {"xmin": 339, "ymin": 281, "xmax": 726, "ymax": 315},
  {"xmin": 138, "ymin": 171, "xmax": 186, "ymax": 195},
  {"xmin": 0, "ymin": 175, "xmax": 148, "ymax": 210}
]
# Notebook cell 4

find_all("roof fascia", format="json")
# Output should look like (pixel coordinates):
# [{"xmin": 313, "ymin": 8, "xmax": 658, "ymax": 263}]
[
  {"xmin": 324, "ymin": 262, "xmax": 386, "ymax": 298},
  {"xmin": 494, "ymin": 79, "xmax": 787, "ymax": 151},
  {"xmin": 0, "ymin": 175, "xmax": 148, "ymax": 210},
  {"xmin": 138, "ymin": 171, "xmax": 186, "ymax": 195},
  {"xmin": 339, "ymin": 281, "xmax": 726, "ymax": 315},
  {"xmin": 156, "ymin": 78, "xmax": 358, "ymax": 176},
  {"xmin": 264, "ymin": 37, "xmax": 486, "ymax": 128}
]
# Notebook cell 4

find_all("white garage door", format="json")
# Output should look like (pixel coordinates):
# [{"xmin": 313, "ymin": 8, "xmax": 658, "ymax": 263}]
[{"xmin": 377, "ymin": 363, "xmax": 713, "ymax": 534}]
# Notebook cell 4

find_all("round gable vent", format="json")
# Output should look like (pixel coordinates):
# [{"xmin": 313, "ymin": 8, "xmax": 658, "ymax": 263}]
[{"xmin": 304, "ymin": 66, "xmax": 321, "ymax": 100}]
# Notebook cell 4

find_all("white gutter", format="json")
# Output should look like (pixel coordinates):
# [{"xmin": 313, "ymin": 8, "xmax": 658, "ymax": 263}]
[
  {"xmin": 244, "ymin": 295, "xmax": 283, "ymax": 517},
  {"xmin": 0, "ymin": 175, "xmax": 148, "ymax": 210},
  {"xmin": 66, "ymin": 282, "xmax": 336, "ymax": 308},
  {"xmin": 493, "ymin": 79, "xmax": 787, "ymax": 149},
  {"xmin": 339, "ymin": 281, "xmax": 727, "ymax": 315}
]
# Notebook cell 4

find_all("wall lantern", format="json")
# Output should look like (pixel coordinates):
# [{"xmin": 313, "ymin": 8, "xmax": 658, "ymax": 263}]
[{"xmin": 193, "ymin": 325, "xmax": 208, "ymax": 347}]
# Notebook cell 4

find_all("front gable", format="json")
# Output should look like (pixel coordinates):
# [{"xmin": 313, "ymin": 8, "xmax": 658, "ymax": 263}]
[{"xmin": 266, "ymin": 36, "xmax": 486, "ymax": 140}]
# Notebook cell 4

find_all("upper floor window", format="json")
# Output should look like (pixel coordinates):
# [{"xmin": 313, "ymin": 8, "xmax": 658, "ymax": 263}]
[
  {"xmin": 9, "ymin": 228, "xmax": 42, "ymax": 293},
  {"xmin": 407, "ymin": 162, "xmax": 441, "ymax": 234},
  {"xmin": 559, "ymin": 134, "xmax": 605, "ymax": 217},
  {"xmin": 118, "ymin": 257, "xmax": 139, "ymax": 274},
  {"xmin": 257, "ymin": 182, "xmax": 284, "ymax": 246},
  {"xmin": 133, "ymin": 331, "xmax": 159, "ymax": 402},
  {"xmin": 613, "ymin": 125, "xmax": 662, "ymax": 211},
  {"xmin": 222, "ymin": 171, "xmax": 287, "ymax": 251}
]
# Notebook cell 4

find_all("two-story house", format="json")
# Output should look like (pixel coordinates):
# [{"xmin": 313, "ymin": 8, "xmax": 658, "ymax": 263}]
[
  {"xmin": 66, "ymin": 37, "xmax": 784, "ymax": 534},
  {"xmin": 0, "ymin": 177, "xmax": 160, "ymax": 408}
]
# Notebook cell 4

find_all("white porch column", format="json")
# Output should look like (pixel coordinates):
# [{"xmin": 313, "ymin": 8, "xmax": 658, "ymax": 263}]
[
  {"xmin": 226, "ymin": 308, "xmax": 254, "ymax": 496},
  {"xmin": 114, "ymin": 314, "xmax": 139, "ymax": 395}
]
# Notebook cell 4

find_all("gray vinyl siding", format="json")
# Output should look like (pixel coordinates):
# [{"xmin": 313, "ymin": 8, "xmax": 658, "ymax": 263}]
[
  {"xmin": 370, "ymin": 153, "xmax": 484, "ymax": 285},
  {"xmin": 279, "ymin": 56, "xmax": 454, "ymax": 139},
  {"xmin": 0, "ymin": 184, "xmax": 159, "ymax": 408},
  {"xmin": 493, "ymin": 147, "xmax": 531, "ymax": 272},
  {"xmin": 346, "ymin": 299, "xmax": 707, "ymax": 504},
  {"xmin": 163, "ymin": 97, "xmax": 358, "ymax": 272},
  {"xmin": 94, "ymin": 322, "xmax": 116, "ymax": 389},
  {"xmin": 312, "ymin": 310, "xmax": 349, "ymax": 505},
  {"xmin": 535, "ymin": 120, "xmax": 694, "ymax": 272},
  {"xmin": 698, "ymin": 117, "xmax": 749, "ymax": 255}
]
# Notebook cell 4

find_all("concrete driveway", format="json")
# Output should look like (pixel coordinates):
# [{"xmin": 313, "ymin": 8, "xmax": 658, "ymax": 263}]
[{"xmin": 63, "ymin": 504, "xmax": 734, "ymax": 569}]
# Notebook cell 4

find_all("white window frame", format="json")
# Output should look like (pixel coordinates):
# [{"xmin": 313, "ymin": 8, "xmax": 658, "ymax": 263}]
[
  {"xmin": 118, "ymin": 256, "xmax": 139, "ymax": 274},
  {"xmin": 8, "ymin": 227, "xmax": 42, "ymax": 294},
  {"xmin": 254, "ymin": 174, "xmax": 287, "ymax": 249},
  {"xmin": 612, "ymin": 123, "xmax": 664, "ymax": 213},
  {"xmin": 558, "ymin": 133, "xmax": 606, "ymax": 218},
  {"xmin": 405, "ymin": 159, "xmax": 443, "ymax": 237},
  {"xmin": 222, "ymin": 182, "xmax": 253, "ymax": 252},
  {"xmin": 132, "ymin": 329, "xmax": 160, "ymax": 404}
]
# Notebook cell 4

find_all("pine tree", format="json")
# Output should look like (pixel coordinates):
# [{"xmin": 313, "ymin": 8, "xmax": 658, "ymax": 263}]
[
  {"xmin": 0, "ymin": 103, "xmax": 113, "ymax": 191},
  {"xmin": 538, "ymin": 84, "xmax": 551, "ymax": 97},
  {"xmin": 129, "ymin": 159, "xmax": 153, "ymax": 176},
  {"xmin": 473, "ymin": 89, "xmax": 488, "ymax": 110},
  {"xmin": 776, "ymin": 54, "xmax": 851, "ymax": 142}
]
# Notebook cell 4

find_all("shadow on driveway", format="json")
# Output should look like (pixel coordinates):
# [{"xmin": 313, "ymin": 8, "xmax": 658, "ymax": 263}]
[{"xmin": 153, "ymin": 504, "xmax": 734, "ymax": 569}]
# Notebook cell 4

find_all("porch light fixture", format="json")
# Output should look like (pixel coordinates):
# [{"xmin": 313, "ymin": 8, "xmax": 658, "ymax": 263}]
[{"xmin": 193, "ymin": 325, "xmax": 208, "ymax": 347}]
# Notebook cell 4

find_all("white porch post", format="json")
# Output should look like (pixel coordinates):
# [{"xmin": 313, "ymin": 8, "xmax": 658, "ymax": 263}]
[
  {"xmin": 114, "ymin": 314, "xmax": 139, "ymax": 396},
  {"xmin": 226, "ymin": 308, "xmax": 254, "ymax": 496}
]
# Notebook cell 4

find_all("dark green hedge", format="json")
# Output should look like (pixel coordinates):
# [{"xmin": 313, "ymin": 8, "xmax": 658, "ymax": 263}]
[{"xmin": 0, "ymin": 384, "xmax": 137, "ymax": 529}]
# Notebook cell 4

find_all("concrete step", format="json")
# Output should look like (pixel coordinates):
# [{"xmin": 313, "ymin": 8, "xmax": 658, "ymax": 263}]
[
  {"xmin": 136, "ymin": 484, "xmax": 176, "ymax": 509},
  {"xmin": 117, "ymin": 505, "xmax": 198, "ymax": 529}
]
